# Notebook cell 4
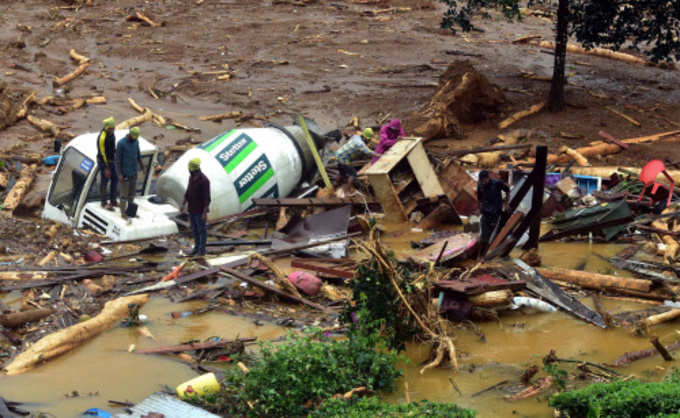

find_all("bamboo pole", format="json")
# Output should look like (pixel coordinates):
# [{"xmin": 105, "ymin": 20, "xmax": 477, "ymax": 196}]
[
  {"xmin": 525, "ymin": 40, "xmax": 648, "ymax": 65},
  {"xmin": 68, "ymin": 49, "xmax": 90, "ymax": 65}
]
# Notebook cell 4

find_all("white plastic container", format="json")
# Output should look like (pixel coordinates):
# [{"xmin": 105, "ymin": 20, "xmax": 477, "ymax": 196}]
[{"xmin": 156, "ymin": 126, "xmax": 315, "ymax": 221}]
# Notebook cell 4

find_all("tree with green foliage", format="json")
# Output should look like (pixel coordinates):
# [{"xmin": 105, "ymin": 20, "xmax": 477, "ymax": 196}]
[{"xmin": 440, "ymin": 0, "xmax": 680, "ymax": 112}]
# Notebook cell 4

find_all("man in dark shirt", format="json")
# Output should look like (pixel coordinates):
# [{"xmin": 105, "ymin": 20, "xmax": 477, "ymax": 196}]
[
  {"xmin": 115, "ymin": 127, "xmax": 144, "ymax": 219},
  {"xmin": 181, "ymin": 158, "xmax": 211, "ymax": 256},
  {"xmin": 97, "ymin": 117, "xmax": 117, "ymax": 209},
  {"xmin": 477, "ymin": 170, "xmax": 510, "ymax": 258}
]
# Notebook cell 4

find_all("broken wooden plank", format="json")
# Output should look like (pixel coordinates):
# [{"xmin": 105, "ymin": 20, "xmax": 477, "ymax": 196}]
[
  {"xmin": 514, "ymin": 259, "xmax": 607, "ymax": 328},
  {"xmin": 290, "ymin": 260, "xmax": 355, "ymax": 279},
  {"xmin": 252, "ymin": 197, "xmax": 377, "ymax": 207},
  {"xmin": 135, "ymin": 337, "xmax": 256, "ymax": 355}
]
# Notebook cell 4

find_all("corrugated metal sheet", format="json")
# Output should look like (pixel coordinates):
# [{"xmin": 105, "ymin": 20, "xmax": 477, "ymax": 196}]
[{"xmin": 115, "ymin": 392, "xmax": 220, "ymax": 418}]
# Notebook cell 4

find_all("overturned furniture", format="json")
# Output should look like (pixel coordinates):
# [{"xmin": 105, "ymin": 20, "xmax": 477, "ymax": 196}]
[{"xmin": 365, "ymin": 137, "xmax": 459, "ymax": 224}]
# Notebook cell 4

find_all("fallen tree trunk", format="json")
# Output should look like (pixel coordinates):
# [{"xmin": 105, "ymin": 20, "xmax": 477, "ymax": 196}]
[
  {"xmin": 2, "ymin": 164, "xmax": 37, "ymax": 212},
  {"xmin": 0, "ymin": 308, "xmax": 55, "ymax": 328},
  {"xmin": 4, "ymin": 294, "xmax": 149, "ymax": 375},
  {"xmin": 536, "ymin": 267, "xmax": 651, "ymax": 293},
  {"xmin": 54, "ymin": 62, "xmax": 91, "ymax": 87}
]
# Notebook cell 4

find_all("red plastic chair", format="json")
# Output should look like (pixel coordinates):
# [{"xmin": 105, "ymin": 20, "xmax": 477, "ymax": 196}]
[{"xmin": 638, "ymin": 159, "xmax": 674, "ymax": 207}]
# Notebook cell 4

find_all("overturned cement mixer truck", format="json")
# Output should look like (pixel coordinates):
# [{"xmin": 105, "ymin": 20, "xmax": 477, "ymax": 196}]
[{"xmin": 42, "ymin": 119, "xmax": 334, "ymax": 241}]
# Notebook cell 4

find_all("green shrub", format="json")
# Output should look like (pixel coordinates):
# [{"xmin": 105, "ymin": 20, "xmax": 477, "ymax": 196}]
[
  {"xmin": 311, "ymin": 397, "xmax": 476, "ymax": 417},
  {"xmin": 341, "ymin": 256, "xmax": 418, "ymax": 351},
  {"xmin": 549, "ymin": 370, "xmax": 680, "ymax": 418},
  {"xmin": 198, "ymin": 327, "xmax": 402, "ymax": 417}
]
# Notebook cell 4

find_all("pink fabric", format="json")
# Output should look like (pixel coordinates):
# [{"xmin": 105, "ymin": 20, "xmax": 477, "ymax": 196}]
[
  {"xmin": 288, "ymin": 271, "xmax": 322, "ymax": 296},
  {"xmin": 371, "ymin": 119, "xmax": 405, "ymax": 163}
]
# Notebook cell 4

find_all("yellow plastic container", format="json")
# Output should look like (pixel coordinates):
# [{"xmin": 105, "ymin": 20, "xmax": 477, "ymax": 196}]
[{"xmin": 176, "ymin": 372, "xmax": 220, "ymax": 399}]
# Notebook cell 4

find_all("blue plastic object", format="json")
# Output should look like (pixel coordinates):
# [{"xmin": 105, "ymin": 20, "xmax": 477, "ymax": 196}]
[
  {"xmin": 573, "ymin": 174, "xmax": 601, "ymax": 195},
  {"xmin": 43, "ymin": 155, "xmax": 60, "ymax": 166},
  {"xmin": 82, "ymin": 408, "xmax": 112, "ymax": 417}
]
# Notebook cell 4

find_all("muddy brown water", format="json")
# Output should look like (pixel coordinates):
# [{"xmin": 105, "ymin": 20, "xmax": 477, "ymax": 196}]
[{"xmin": 1, "ymin": 242, "xmax": 679, "ymax": 417}]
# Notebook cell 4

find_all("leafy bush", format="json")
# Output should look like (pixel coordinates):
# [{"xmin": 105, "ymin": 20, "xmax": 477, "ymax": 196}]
[
  {"xmin": 311, "ymin": 396, "xmax": 476, "ymax": 417},
  {"xmin": 550, "ymin": 370, "xmax": 680, "ymax": 418},
  {"xmin": 198, "ymin": 327, "xmax": 402, "ymax": 417},
  {"xmin": 342, "ymin": 256, "xmax": 417, "ymax": 351}
]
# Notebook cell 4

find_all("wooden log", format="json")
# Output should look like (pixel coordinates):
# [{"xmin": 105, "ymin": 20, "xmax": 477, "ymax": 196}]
[
  {"xmin": 4, "ymin": 294, "xmax": 149, "ymax": 375},
  {"xmin": 116, "ymin": 109, "xmax": 153, "ymax": 129},
  {"xmin": 15, "ymin": 91, "xmax": 36, "ymax": 120},
  {"xmin": 642, "ymin": 309, "xmax": 680, "ymax": 328},
  {"xmin": 498, "ymin": 101, "xmax": 545, "ymax": 129},
  {"xmin": 127, "ymin": 97, "xmax": 145, "ymax": 113},
  {"xmin": 613, "ymin": 340, "xmax": 680, "ymax": 366},
  {"xmin": 469, "ymin": 289, "xmax": 513, "ymax": 307},
  {"xmin": 135, "ymin": 11, "xmax": 160, "ymax": 27},
  {"xmin": 0, "ymin": 271, "xmax": 47, "ymax": 280},
  {"xmin": 37, "ymin": 251, "xmax": 57, "ymax": 267},
  {"xmin": 2, "ymin": 164, "xmax": 37, "ymax": 212},
  {"xmin": 559, "ymin": 145, "xmax": 590, "ymax": 167},
  {"xmin": 652, "ymin": 220, "xmax": 679, "ymax": 263},
  {"xmin": 252, "ymin": 253, "xmax": 302, "ymax": 298},
  {"xmin": 0, "ymin": 308, "xmax": 55, "ymax": 328},
  {"xmin": 536, "ymin": 267, "xmax": 651, "ymax": 293},
  {"xmin": 86, "ymin": 96, "xmax": 106, "ymax": 105},
  {"xmin": 54, "ymin": 62, "xmax": 91, "ymax": 87},
  {"xmin": 0, "ymin": 172, "xmax": 7, "ymax": 190},
  {"xmin": 199, "ymin": 111, "xmax": 242, "ymax": 121},
  {"xmin": 528, "ymin": 40, "xmax": 648, "ymax": 66},
  {"xmin": 68, "ymin": 49, "xmax": 90, "ymax": 65},
  {"xmin": 650, "ymin": 336, "xmax": 674, "ymax": 361},
  {"xmin": 26, "ymin": 115, "xmax": 59, "ymax": 136}
]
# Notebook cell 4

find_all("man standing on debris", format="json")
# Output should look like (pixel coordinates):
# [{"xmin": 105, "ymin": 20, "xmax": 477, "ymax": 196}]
[
  {"xmin": 115, "ymin": 127, "xmax": 144, "ymax": 219},
  {"xmin": 97, "ymin": 117, "xmax": 117, "ymax": 210},
  {"xmin": 477, "ymin": 170, "xmax": 509, "ymax": 258},
  {"xmin": 182, "ymin": 158, "xmax": 211, "ymax": 256},
  {"xmin": 335, "ymin": 128, "xmax": 376, "ymax": 188}
]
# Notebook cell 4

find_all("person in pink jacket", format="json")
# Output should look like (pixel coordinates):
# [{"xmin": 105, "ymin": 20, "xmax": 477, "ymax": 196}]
[{"xmin": 371, "ymin": 118, "xmax": 405, "ymax": 164}]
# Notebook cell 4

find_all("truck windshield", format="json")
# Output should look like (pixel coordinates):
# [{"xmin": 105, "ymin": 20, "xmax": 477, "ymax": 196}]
[
  {"xmin": 47, "ymin": 148, "xmax": 94, "ymax": 217},
  {"xmin": 85, "ymin": 155, "xmax": 152, "ymax": 202}
]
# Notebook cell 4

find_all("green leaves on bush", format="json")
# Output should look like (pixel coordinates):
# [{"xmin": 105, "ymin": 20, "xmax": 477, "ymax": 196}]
[
  {"xmin": 550, "ymin": 370, "xmax": 680, "ymax": 418},
  {"xmin": 342, "ymin": 257, "xmax": 417, "ymax": 351},
  {"xmin": 202, "ymin": 327, "xmax": 402, "ymax": 417},
  {"xmin": 311, "ymin": 396, "xmax": 476, "ymax": 417}
]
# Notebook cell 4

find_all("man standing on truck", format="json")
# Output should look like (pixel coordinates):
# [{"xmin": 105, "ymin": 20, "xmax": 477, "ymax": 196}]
[
  {"xmin": 116, "ymin": 127, "xmax": 144, "ymax": 219},
  {"xmin": 97, "ymin": 117, "xmax": 117, "ymax": 210},
  {"xmin": 477, "ymin": 170, "xmax": 509, "ymax": 258},
  {"xmin": 182, "ymin": 158, "xmax": 211, "ymax": 256}
]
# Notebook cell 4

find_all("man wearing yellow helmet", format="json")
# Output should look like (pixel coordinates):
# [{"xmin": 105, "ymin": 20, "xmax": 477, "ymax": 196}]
[
  {"xmin": 97, "ymin": 117, "xmax": 117, "ymax": 209},
  {"xmin": 181, "ymin": 158, "xmax": 211, "ymax": 256},
  {"xmin": 115, "ymin": 127, "xmax": 144, "ymax": 219}
]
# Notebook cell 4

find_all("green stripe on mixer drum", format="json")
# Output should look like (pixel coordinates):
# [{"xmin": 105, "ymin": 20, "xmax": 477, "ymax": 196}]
[
  {"xmin": 224, "ymin": 140, "xmax": 257, "ymax": 173},
  {"xmin": 201, "ymin": 129, "xmax": 237, "ymax": 152},
  {"xmin": 239, "ymin": 169, "xmax": 274, "ymax": 204}
]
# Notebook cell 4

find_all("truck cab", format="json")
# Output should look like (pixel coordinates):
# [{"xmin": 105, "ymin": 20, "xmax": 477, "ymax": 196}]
[{"xmin": 42, "ymin": 130, "xmax": 180, "ymax": 241}]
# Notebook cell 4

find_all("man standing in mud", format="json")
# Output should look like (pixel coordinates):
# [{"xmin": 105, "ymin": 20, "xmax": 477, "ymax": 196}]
[
  {"xmin": 477, "ymin": 170, "xmax": 509, "ymax": 258},
  {"xmin": 97, "ymin": 117, "xmax": 117, "ymax": 209},
  {"xmin": 182, "ymin": 158, "xmax": 211, "ymax": 256},
  {"xmin": 116, "ymin": 127, "xmax": 144, "ymax": 219}
]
